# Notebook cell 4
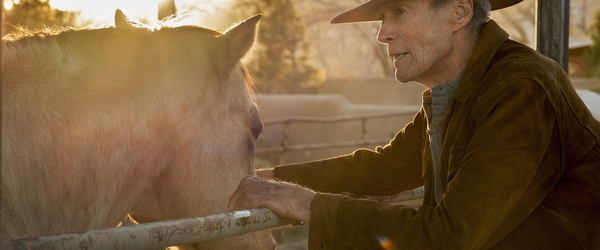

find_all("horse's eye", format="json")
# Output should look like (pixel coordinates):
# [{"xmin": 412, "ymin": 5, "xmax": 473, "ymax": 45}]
[
  {"xmin": 251, "ymin": 123, "xmax": 263, "ymax": 141},
  {"xmin": 250, "ymin": 109, "xmax": 263, "ymax": 140}
]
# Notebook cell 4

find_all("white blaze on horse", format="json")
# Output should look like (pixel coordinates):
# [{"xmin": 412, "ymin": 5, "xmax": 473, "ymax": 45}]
[{"xmin": 1, "ymin": 10, "xmax": 274, "ymax": 249}]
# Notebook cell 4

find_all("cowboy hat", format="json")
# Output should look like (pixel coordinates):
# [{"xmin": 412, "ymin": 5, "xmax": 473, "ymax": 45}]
[{"xmin": 331, "ymin": 0, "xmax": 523, "ymax": 24}]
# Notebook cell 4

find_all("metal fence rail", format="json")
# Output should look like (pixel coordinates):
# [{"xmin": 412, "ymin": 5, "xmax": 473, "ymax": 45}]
[
  {"xmin": 256, "ymin": 110, "xmax": 416, "ymax": 164},
  {"xmin": 1, "ymin": 111, "xmax": 419, "ymax": 250},
  {"xmin": 0, "ymin": 208, "xmax": 296, "ymax": 250}
]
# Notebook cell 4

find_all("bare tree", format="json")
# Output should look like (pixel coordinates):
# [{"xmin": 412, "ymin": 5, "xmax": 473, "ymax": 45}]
[
  {"xmin": 295, "ymin": 0, "xmax": 395, "ymax": 80},
  {"xmin": 3, "ymin": 0, "xmax": 81, "ymax": 34},
  {"xmin": 490, "ymin": 0, "xmax": 535, "ymax": 45}
]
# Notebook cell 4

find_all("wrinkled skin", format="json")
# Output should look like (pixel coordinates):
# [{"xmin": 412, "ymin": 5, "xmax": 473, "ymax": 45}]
[{"xmin": 227, "ymin": 0, "xmax": 477, "ymax": 231}]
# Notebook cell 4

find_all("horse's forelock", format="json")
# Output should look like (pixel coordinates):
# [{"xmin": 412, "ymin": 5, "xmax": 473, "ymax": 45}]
[{"xmin": 241, "ymin": 66, "xmax": 257, "ymax": 101}]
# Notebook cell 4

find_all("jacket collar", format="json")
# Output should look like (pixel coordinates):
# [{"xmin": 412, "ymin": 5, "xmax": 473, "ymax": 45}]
[{"xmin": 454, "ymin": 20, "xmax": 509, "ymax": 103}]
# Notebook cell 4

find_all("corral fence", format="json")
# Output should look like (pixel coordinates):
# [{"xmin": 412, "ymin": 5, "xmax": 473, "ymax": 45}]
[
  {"xmin": 0, "ymin": 208, "xmax": 296, "ymax": 250},
  {"xmin": 0, "ymin": 111, "xmax": 425, "ymax": 250},
  {"xmin": 0, "ymin": 0, "xmax": 573, "ymax": 248},
  {"xmin": 256, "ymin": 110, "xmax": 417, "ymax": 165}
]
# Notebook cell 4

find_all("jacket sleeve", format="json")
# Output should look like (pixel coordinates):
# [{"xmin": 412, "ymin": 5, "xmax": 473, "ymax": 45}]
[
  {"xmin": 307, "ymin": 79, "xmax": 558, "ymax": 249},
  {"xmin": 273, "ymin": 109, "xmax": 426, "ymax": 196}
]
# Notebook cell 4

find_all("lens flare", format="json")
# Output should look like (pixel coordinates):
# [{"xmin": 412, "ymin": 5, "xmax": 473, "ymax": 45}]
[{"xmin": 377, "ymin": 235, "xmax": 397, "ymax": 250}]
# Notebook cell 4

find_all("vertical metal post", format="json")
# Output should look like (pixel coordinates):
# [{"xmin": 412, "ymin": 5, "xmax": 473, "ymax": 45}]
[
  {"xmin": 535, "ymin": 0, "xmax": 570, "ymax": 73},
  {"xmin": 280, "ymin": 122, "xmax": 290, "ymax": 165}
]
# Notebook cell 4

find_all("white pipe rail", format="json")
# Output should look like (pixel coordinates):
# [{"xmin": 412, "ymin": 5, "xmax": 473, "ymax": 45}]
[{"xmin": 0, "ymin": 207, "xmax": 297, "ymax": 250}]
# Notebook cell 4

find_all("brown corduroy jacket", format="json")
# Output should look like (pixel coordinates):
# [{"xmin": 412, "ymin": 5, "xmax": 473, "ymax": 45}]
[{"xmin": 273, "ymin": 20, "xmax": 600, "ymax": 249}]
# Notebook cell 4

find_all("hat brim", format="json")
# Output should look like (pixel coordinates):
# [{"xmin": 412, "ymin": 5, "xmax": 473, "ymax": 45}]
[{"xmin": 330, "ymin": 0, "xmax": 524, "ymax": 24}]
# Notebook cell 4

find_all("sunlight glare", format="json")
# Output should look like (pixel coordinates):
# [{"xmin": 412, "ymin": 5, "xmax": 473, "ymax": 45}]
[
  {"xmin": 43, "ymin": 0, "xmax": 233, "ymax": 28},
  {"xmin": 49, "ymin": 0, "xmax": 159, "ymax": 26},
  {"xmin": 4, "ymin": 0, "xmax": 14, "ymax": 10}
]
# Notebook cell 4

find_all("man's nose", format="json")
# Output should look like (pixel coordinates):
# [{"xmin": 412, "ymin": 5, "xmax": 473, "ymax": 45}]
[{"xmin": 376, "ymin": 22, "xmax": 394, "ymax": 44}]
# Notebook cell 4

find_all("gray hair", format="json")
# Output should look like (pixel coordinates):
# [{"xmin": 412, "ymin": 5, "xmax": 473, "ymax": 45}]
[{"xmin": 431, "ymin": 0, "xmax": 491, "ymax": 36}]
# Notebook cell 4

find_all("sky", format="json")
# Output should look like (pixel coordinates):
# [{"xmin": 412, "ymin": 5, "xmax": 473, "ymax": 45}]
[{"xmin": 3, "ymin": 0, "xmax": 227, "ymax": 27}]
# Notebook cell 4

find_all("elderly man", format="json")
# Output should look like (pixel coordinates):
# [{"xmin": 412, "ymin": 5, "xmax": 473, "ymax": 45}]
[{"xmin": 229, "ymin": 0, "xmax": 600, "ymax": 249}]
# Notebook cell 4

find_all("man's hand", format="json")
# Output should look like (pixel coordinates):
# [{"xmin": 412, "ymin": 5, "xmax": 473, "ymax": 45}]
[
  {"xmin": 255, "ymin": 168, "xmax": 274, "ymax": 180},
  {"xmin": 228, "ymin": 176, "xmax": 316, "ymax": 223}
]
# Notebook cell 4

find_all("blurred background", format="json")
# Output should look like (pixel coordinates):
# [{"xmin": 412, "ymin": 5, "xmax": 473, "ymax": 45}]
[
  {"xmin": 3, "ymin": 0, "xmax": 600, "ymax": 88},
  {"xmin": 2, "ymin": 0, "xmax": 600, "ymax": 249}
]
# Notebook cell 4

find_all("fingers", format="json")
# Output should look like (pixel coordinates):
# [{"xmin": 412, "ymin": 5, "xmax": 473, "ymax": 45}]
[
  {"xmin": 228, "ymin": 176, "xmax": 253, "ymax": 211},
  {"xmin": 227, "ymin": 176, "xmax": 316, "ymax": 223},
  {"xmin": 228, "ymin": 176, "xmax": 270, "ymax": 211}
]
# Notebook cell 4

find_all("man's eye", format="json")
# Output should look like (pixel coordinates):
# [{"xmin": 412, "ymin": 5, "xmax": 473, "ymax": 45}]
[{"xmin": 395, "ymin": 8, "xmax": 406, "ymax": 15}]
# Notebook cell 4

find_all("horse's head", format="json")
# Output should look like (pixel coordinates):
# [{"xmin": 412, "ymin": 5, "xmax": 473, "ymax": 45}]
[
  {"xmin": 1, "ymin": 8, "xmax": 273, "ymax": 249},
  {"xmin": 112, "ymin": 11, "xmax": 273, "ymax": 250}
]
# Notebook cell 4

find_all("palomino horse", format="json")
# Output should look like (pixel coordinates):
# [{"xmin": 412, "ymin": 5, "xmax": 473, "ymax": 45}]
[{"xmin": 0, "ymin": 10, "xmax": 275, "ymax": 250}]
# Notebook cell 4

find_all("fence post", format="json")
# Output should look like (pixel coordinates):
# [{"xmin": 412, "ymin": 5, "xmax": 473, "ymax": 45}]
[{"xmin": 535, "ymin": 0, "xmax": 570, "ymax": 72}]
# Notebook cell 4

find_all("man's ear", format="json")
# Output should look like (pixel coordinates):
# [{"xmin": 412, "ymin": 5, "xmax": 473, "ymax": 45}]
[{"xmin": 453, "ymin": 0, "xmax": 474, "ymax": 31}]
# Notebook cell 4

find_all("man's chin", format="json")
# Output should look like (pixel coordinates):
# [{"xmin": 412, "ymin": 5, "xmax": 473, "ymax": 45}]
[{"xmin": 394, "ymin": 74, "xmax": 414, "ymax": 84}]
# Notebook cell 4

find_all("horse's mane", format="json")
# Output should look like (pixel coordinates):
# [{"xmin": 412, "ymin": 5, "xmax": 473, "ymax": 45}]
[
  {"xmin": 2, "ymin": 22, "xmax": 257, "ymax": 98},
  {"xmin": 2, "ymin": 16, "xmax": 224, "ymax": 40}
]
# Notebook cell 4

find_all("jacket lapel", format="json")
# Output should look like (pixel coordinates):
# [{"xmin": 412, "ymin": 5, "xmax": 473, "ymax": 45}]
[
  {"xmin": 438, "ymin": 21, "xmax": 511, "ymax": 193},
  {"xmin": 454, "ymin": 20, "xmax": 509, "ymax": 104}
]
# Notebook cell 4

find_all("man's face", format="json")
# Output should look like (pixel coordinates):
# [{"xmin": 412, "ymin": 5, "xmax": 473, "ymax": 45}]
[{"xmin": 376, "ymin": 0, "xmax": 456, "ymax": 84}]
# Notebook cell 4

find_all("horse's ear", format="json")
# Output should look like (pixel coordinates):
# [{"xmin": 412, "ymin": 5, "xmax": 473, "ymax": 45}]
[
  {"xmin": 219, "ymin": 14, "xmax": 261, "ymax": 67},
  {"xmin": 115, "ymin": 9, "xmax": 147, "ymax": 30}
]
